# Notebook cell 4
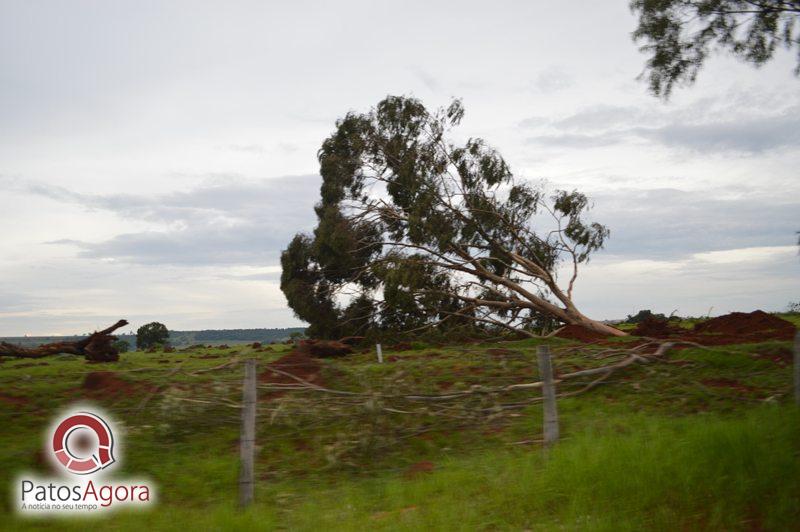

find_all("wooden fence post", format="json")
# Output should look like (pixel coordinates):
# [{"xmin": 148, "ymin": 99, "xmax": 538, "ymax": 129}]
[
  {"xmin": 376, "ymin": 343, "xmax": 383, "ymax": 364},
  {"xmin": 239, "ymin": 359, "xmax": 257, "ymax": 508},
  {"xmin": 794, "ymin": 330, "xmax": 800, "ymax": 406},
  {"xmin": 537, "ymin": 345, "xmax": 559, "ymax": 446}
]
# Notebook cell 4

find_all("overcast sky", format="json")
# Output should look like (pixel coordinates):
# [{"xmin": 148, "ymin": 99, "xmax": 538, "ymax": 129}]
[{"xmin": 1, "ymin": 1, "xmax": 797, "ymax": 335}]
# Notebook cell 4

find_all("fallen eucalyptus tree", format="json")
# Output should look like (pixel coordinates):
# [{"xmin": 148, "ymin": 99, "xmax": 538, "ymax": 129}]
[{"xmin": 282, "ymin": 96, "xmax": 624, "ymax": 339}]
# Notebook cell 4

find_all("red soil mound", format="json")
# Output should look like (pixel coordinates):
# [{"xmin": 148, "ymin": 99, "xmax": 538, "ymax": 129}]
[
  {"xmin": 338, "ymin": 336, "xmax": 365, "ymax": 346},
  {"xmin": 629, "ymin": 310, "xmax": 796, "ymax": 345},
  {"xmin": 259, "ymin": 349, "xmax": 323, "ymax": 387},
  {"xmin": 80, "ymin": 371, "xmax": 153, "ymax": 400},
  {"xmin": 693, "ymin": 311, "xmax": 795, "ymax": 342},
  {"xmin": 298, "ymin": 339, "xmax": 353, "ymax": 358},
  {"xmin": 554, "ymin": 324, "xmax": 611, "ymax": 343}
]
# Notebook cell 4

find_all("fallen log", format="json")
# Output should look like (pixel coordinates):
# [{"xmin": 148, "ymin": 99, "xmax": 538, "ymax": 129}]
[{"xmin": 0, "ymin": 320, "xmax": 128, "ymax": 362}]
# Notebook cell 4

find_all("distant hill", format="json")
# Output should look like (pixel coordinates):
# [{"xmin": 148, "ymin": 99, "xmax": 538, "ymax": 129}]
[{"xmin": 0, "ymin": 327, "xmax": 306, "ymax": 349}]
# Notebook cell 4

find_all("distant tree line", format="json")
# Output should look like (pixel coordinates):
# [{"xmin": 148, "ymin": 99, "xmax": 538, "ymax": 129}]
[{"xmin": 191, "ymin": 328, "xmax": 305, "ymax": 342}]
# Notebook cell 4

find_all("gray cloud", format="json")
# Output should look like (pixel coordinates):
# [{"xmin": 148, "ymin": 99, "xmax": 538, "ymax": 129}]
[
  {"xmin": 551, "ymin": 104, "xmax": 643, "ymax": 130},
  {"xmin": 222, "ymin": 144, "xmax": 266, "ymax": 154},
  {"xmin": 0, "ymin": 292, "xmax": 42, "ymax": 313},
  {"xmin": 523, "ymin": 98, "xmax": 800, "ymax": 154},
  {"xmin": 632, "ymin": 110, "xmax": 800, "ymax": 153},
  {"xmin": 526, "ymin": 131, "xmax": 627, "ymax": 148},
  {"xmin": 589, "ymin": 188, "xmax": 800, "ymax": 259},
  {"xmin": 531, "ymin": 66, "xmax": 573, "ymax": 94},
  {"xmin": 50, "ymin": 227, "xmax": 288, "ymax": 265},
  {"xmin": 412, "ymin": 68, "xmax": 440, "ymax": 92},
  {"xmin": 25, "ymin": 175, "xmax": 322, "ymax": 266}
]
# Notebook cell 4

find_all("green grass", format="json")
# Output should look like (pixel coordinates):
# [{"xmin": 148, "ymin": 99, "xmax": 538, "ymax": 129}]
[
  {"xmin": 777, "ymin": 313, "xmax": 800, "ymax": 328},
  {"xmin": 1, "ymin": 336, "xmax": 797, "ymax": 530},
  {"xmin": 7, "ymin": 405, "xmax": 797, "ymax": 531}
]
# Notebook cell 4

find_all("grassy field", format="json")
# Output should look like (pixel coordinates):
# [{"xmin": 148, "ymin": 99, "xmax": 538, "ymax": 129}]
[{"xmin": 1, "ymin": 327, "xmax": 798, "ymax": 530}]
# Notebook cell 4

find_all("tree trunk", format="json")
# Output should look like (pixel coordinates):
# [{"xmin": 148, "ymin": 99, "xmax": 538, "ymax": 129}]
[
  {"xmin": 567, "ymin": 313, "xmax": 627, "ymax": 337},
  {"xmin": 0, "ymin": 320, "xmax": 128, "ymax": 362}
]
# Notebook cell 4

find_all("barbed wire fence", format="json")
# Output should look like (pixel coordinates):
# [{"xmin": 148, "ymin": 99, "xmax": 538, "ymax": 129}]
[{"xmin": 2, "ymin": 335, "xmax": 788, "ymax": 511}]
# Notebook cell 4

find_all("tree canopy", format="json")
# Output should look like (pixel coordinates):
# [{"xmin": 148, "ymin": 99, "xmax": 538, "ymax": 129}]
[
  {"xmin": 281, "ymin": 96, "xmax": 622, "ymax": 339},
  {"xmin": 631, "ymin": 0, "xmax": 800, "ymax": 97},
  {"xmin": 136, "ymin": 322, "xmax": 169, "ymax": 350}
]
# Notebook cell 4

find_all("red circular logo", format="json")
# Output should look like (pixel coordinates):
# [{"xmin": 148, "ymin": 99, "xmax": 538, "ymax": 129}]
[{"xmin": 52, "ymin": 412, "xmax": 116, "ymax": 475}]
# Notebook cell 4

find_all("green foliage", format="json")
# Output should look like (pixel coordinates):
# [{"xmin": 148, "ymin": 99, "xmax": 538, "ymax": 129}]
[
  {"xmin": 631, "ymin": 0, "xmax": 800, "ymax": 97},
  {"xmin": 112, "ymin": 339, "xmax": 130, "ymax": 353},
  {"xmin": 625, "ymin": 309, "xmax": 667, "ymax": 323},
  {"xmin": 136, "ymin": 321, "xmax": 169, "ymax": 350},
  {"xmin": 280, "ymin": 234, "xmax": 345, "ymax": 338},
  {"xmin": 281, "ymin": 96, "xmax": 610, "ymax": 338}
]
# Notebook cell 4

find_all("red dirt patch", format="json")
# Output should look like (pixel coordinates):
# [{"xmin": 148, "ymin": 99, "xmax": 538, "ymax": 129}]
[
  {"xmin": 701, "ymin": 378, "xmax": 758, "ymax": 394},
  {"xmin": 629, "ymin": 311, "xmax": 796, "ymax": 345},
  {"xmin": 259, "ymin": 349, "xmax": 323, "ymax": 388},
  {"xmin": 483, "ymin": 424, "xmax": 506, "ymax": 436},
  {"xmin": 388, "ymin": 342, "xmax": 413, "ymax": 351},
  {"xmin": 554, "ymin": 324, "xmax": 612, "ymax": 343},
  {"xmin": 753, "ymin": 346, "xmax": 792, "ymax": 366},
  {"xmin": 693, "ymin": 311, "xmax": 795, "ymax": 343},
  {"xmin": 0, "ymin": 392, "xmax": 29, "ymax": 405},
  {"xmin": 79, "ymin": 371, "xmax": 153, "ymax": 401},
  {"xmin": 297, "ymin": 339, "xmax": 353, "ymax": 358},
  {"xmin": 292, "ymin": 438, "xmax": 312, "ymax": 452},
  {"xmin": 486, "ymin": 348, "xmax": 520, "ymax": 357},
  {"xmin": 404, "ymin": 460, "xmax": 435, "ymax": 478}
]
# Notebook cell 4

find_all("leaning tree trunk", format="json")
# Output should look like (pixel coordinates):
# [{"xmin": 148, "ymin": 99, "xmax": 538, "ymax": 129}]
[
  {"xmin": 0, "ymin": 319, "xmax": 128, "ymax": 362},
  {"xmin": 527, "ymin": 290, "xmax": 626, "ymax": 338},
  {"xmin": 569, "ymin": 314, "xmax": 627, "ymax": 337}
]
